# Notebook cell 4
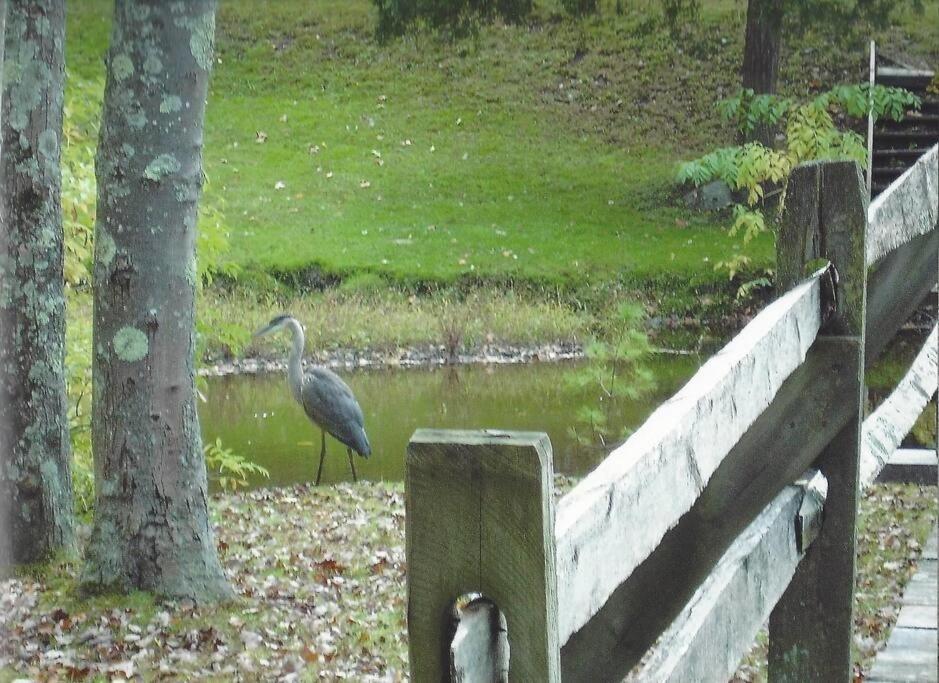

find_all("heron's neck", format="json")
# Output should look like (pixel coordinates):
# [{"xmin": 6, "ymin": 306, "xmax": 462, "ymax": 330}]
[{"xmin": 286, "ymin": 319, "xmax": 305, "ymax": 402}]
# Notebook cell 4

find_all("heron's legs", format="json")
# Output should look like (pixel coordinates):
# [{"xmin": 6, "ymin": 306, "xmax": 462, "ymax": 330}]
[
  {"xmin": 314, "ymin": 429, "xmax": 327, "ymax": 486},
  {"xmin": 347, "ymin": 448, "xmax": 358, "ymax": 482}
]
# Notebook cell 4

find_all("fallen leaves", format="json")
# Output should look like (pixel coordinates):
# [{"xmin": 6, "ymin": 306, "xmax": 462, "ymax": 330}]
[
  {"xmin": 1, "ymin": 482, "xmax": 411, "ymax": 681},
  {"xmin": 733, "ymin": 482, "xmax": 937, "ymax": 680},
  {"xmin": 2, "ymin": 482, "xmax": 932, "ymax": 681}
]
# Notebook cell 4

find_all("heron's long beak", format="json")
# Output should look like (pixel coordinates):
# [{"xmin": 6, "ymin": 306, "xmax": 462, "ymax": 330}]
[
  {"xmin": 252, "ymin": 323, "xmax": 277, "ymax": 338},
  {"xmin": 253, "ymin": 315, "xmax": 292, "ymax": 339}
]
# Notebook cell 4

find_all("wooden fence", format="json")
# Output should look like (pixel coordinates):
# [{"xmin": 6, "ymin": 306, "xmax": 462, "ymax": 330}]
[{"xmin": 405, "ymin": 146, "xmax": 939, "ymax": 682}]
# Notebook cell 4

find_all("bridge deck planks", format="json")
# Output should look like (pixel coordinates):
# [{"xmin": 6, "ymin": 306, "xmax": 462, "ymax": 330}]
[{"xmin": 868, "ymin": 525, "xmax": 938, "ymax": 683}]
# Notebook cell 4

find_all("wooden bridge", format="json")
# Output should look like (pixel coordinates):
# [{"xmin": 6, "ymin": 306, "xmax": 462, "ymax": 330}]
[{"xmin": 404, "ymin": 146, "xmax": 938, "ymax": 682}]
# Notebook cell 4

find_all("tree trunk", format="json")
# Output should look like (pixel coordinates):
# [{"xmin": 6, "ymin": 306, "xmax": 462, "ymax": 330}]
[
  {"xmin": 740, "ymin": 0, "xmax": 785, "ymax": 146},
  {"xmin": 81, "ymin": 0, "xmax": 231, "ymax": 601},
  {"xmin": 0, "ymin": 0, "xmax": 75, "ymax": 567}
]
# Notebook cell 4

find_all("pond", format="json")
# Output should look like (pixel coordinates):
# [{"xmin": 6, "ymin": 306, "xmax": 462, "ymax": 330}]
[{"xmin": 199, "ymin": 354, "xmax": 702, "ymax": 489}]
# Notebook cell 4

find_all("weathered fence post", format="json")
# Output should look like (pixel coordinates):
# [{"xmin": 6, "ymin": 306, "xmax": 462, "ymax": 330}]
[
  {"xmin": 769, "ymin": 160, "xmax": 868, "ymax": 680},
  {"xmin": 406, "ymin": 429, "xmax": 561, "ymax": 682}
]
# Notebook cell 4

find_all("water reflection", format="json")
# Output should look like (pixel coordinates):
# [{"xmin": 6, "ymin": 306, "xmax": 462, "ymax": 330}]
[{"xmin": 199, "ymin": 356, "xmax": 700, "ymax": 489}]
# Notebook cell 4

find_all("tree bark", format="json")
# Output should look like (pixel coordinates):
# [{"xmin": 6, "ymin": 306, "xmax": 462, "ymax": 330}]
[
  {"xmin": 81, "ymin": 0, "xmax": 231, "ymax": 601},
  {"xmin": 740, "ymin": 0, "xmax": 785, "ymax": 146},
  {"xmin": 0, "ymin": 0, "xmax": 75, "ymax": 567}
]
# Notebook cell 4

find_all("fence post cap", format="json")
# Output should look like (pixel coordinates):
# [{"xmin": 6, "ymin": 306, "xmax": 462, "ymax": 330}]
[{"xmin": 409, "ymin": 428, "xmax": 551, "ymax": 450}]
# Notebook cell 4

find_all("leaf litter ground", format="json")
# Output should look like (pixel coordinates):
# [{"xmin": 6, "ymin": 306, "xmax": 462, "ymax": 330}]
[{"xmin": 1, "ymin": 480, "xmax": 935, "ymax": 681}]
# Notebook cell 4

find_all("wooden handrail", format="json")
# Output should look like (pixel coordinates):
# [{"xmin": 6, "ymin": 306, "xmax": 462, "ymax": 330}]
[{"xmin": 553, "ymin": 269, "xmax": 827, "ymax": 646}]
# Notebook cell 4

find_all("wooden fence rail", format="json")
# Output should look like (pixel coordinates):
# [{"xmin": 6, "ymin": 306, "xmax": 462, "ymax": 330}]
[
  {"xmin": 405, "ymin": 144, "xmax": 938, "ymax": 682},
  {"xmin": 555, "ymin": 269, "xmax": 827, "ymax": 647}
]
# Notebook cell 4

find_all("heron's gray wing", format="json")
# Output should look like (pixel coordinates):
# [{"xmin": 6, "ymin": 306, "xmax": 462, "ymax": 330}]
[{"xmin": 301, "ymin": 367, "xmax": 371, "ymax": 456}]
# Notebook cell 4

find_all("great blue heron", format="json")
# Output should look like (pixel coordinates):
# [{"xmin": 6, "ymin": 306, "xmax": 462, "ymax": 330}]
[{"xmin": 254, "ymin": 315, "xmax": 371, "ymax": 485}]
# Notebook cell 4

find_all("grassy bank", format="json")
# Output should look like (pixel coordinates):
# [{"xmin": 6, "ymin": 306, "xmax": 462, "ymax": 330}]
[
  {"xmin": 200, "ymin": 285, "xmax": 594, "ymax": 360},
  {"xmin": 2, "ymin": 481, "xmax": 935, "ymax": 681}
]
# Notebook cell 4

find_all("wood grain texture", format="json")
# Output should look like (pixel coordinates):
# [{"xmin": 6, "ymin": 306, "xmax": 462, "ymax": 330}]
[
  {"xmin": 867, "ymin": 144, "xmax": 938, "ymax": 266},
  {"xmin": 861, "ymin": 325, "xmax": 938, "ymax": 487},
  {"xmin": 778, "ymin": 161, "xmax": 870, "ymax": 335},
  {"xmin": 559, "ymin": 338, "xmax": 859, "ymax": 683},
  {"xmin": 777, "ymin": 162, "xmax": 822, "ymax": 291},
  {"xmin": 553, "ymin": 274, "xmax": 823, "ymax": 646},
  {"xmin": 406, "ymin": 430, "xmax": 560, "ymax": 683},
  {"xmin": 866, "ymin": 228, "xmax": 939, "ymax": 365},
  {"xmin": 624, "ymin": 472, "xmax": 827, "ymax": 683},
  {"xmin": 769, "ymin": 159, "xmax": 868, "ymax": 683}
]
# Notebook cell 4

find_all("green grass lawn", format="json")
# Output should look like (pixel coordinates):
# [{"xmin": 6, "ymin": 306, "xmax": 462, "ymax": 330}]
[{"xmin": 65, "ymin": 0, "xmax": 768, "ymax": 292}]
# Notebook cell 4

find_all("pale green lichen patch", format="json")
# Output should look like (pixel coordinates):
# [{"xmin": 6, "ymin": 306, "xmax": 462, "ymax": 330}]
[
  {"xmin": 143, "ymin": 54, "xmax": 163, "ymax": 75},
  {"xmin": 97, "ymin": 231, "xmax": 116, "ymax": 266},
  {"xmin": 38, "ymin": 129, "xmax": 58, "ymax": 159},
  {"xmin": 113, "ymin": 327, "xmax": 149, "ymax": 362},
  {"xmin": 160, "ymin": 95, "xmax": 182, "ymax": 114},
  {"xmin": 175, "ymin": 12, "xmax": 216, "ymax": 71},
  {"xmin": 131, "ymin": 3, "xmax": 152, "ymax": 22},
  {"xmin": 185, "ymin": 255, "xmax": 198, "ymax": 286},
  {"xmin": 35, "ymin": 15, "xmax": 52, "ymax": 38},
  {"xmin": 144, "ymin": 154, "xmax": 181, "ymax": 181},
  {"xmin": 125, "ymin": 108, "xmax": 147, "ymax": 130},
  {"xmin": 8, "ymin": 60, "xmax": 49, "ymax": 132},
  {"xmin": 174, "ymin": 182, "xmax": 199, "ymax": 203},
  {"xmin": 112, "ymin": 54, "xmax": 134, "ymax": 81},
  {"xmin": 110, "ymin": 183, "xmax": 131, "ymax": 199},
  {"xmin": 121, "ymin": 143, "xmax": 135, "ymax": 159},
  {"xmin": 16, "ymin": 156, "xmax": 40, "ymax": 182}
]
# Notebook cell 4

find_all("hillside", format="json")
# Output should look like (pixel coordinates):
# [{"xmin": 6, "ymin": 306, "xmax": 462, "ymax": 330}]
[{"xmin": 61, "ymin": 1, "xmax": 938, "ymax": 350}]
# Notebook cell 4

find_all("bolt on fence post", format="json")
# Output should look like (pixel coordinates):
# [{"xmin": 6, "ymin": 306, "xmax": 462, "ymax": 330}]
[
  {"xmin": 769, "ymin": 160, "xmax": 868, "ymax": 681},
  {"xmin": 405, "ymin": 429, "xmax": 561, "ymax": 683}
]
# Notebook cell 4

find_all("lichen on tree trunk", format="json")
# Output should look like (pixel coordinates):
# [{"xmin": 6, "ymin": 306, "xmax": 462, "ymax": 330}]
[
  {"xmin": 0, "ymin": 0, "xmax": 75, "ymax": 567},
  {"xmin": 80, "ymin": 0, "xmax": 231, "ymax": 601}
]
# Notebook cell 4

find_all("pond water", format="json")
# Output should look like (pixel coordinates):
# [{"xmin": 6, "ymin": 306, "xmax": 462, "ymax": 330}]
[{"xmin": 199, "ymin": 355, "xmax": 701, "ymax": 489}]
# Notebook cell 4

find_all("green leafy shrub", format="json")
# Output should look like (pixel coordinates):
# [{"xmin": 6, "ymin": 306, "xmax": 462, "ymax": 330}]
[
  {"xmin": 713, "ymin": 84, "xmax": 918, "ymax": 142},
  {"xmin": 677, "ymin": 83, "xmax": 920, "ymax": 284},
  {"xmin": 61, "ymin": 76, "xmax": 103, "ymax": 286},
  {"xmin": 373, "ymin": 0, "xmax": 533, "ymax": 40},
  {"xmin": 204, "ymin": 437, "xmax": 270, "ymax": 491},
  {"xmin": 567, "ymin": 302, "xmax": 655, "ymax": 447},
  {"xmin": 64, "ymin": 293, "xmax": 94, "ymax": 514},
  {"xmin": 195, "ymin": 194, "xmax": 248, "ymax": 361}
]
